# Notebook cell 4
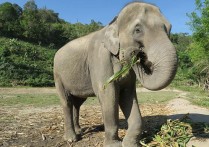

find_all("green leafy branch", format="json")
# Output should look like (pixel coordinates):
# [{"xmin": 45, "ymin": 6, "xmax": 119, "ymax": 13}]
[{"xmin": 103, "ymin": 55, "xmax": 140, "ymax": 89}]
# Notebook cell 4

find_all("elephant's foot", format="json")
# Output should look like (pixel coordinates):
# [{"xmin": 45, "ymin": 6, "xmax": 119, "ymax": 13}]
[
  {"xmin": 75, "ymin": 126, "xmax": 83, "ymax": 135},
  {"xmin": 104, "ymin": 140, "xmax": 122, "ymax": 147},
  {"xmin": 63, "ymin": 132, "xmax": 78, "ymax": 143},
  {"xmin": 122, "ymin": 138, "xmax": 140, "ymax": 147}
]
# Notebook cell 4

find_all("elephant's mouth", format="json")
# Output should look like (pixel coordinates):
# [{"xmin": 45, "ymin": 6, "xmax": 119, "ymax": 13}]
[
  {"xmin": 131, "ymin": 46, "xmax": 154, "ymax": 78},
  {"xmin": 119, "ymin": 46, "xmax": 153, "ymax": 73},
  {"xmin": 119, "ymin": 46, "xmax": 155, "ymax": 78},
  {"xmin": 136, "ymin": 49, "xmax": 154, "ymax": 75}
]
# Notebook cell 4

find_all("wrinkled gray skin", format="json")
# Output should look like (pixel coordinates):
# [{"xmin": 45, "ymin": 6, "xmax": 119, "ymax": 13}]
[{"xmin": 54, "ymin": 2, "xmax": 177, "ymax": 147}]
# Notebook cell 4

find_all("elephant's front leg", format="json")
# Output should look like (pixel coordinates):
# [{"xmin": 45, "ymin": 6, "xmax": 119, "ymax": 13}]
[
  {"xmin": 99, "ymin": 84, "xmax": 122, "ymax": 147},
  {"xmin": 119, "ymin": 88, "xmax": 142, "ymax": 147}
]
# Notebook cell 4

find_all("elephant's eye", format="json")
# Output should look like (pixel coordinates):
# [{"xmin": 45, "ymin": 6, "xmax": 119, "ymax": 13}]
[
  {"xmin": 135, "ymin": 28, "xmax": 142, "ymax": 33},
  {"xmin": 133, "ymin": 24, "xmax": 143, "ymax": 42},
  {"xmin": 134, "ymin": 25, "xmax": 143, "ymax": 34}
]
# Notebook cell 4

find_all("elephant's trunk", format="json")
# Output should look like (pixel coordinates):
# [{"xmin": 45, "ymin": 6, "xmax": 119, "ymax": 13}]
[{"xmin": 133, "ymin": 34, "xmax": 178, "ymax": 90}]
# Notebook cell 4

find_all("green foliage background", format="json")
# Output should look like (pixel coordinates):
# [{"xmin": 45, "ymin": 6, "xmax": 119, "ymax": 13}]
[
  {"xmin": 0, "ymin": 37, "xmax": 55, "ymax": 86},
  {"xmin": 0, "ymin": 0, "xmax": 102, "ymax": 87},
  {"xmin": 0, "ymin": 0, "xmax": 103, "ymax": 48},
  {"xmin": 0, "ymin": 0, "xmax": 208, "ymax": 88},
  {"xmin": 186, "ymin": 0, "xmax": 209, "ymax": 85},
  {"xmin": 168, "ymin": 0, "xmax": 209, "ymax": 89}
]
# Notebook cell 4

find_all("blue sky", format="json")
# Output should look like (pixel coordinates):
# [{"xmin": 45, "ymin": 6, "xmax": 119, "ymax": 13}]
[{"xmin": 1, "ymin": 0, "xmax": 196, "ymax": 34}]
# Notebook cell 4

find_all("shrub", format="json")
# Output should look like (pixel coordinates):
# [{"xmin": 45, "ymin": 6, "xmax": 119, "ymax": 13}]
[{"xmin": 0, "ymin": 37, "xmax": 56, "ymax": 87}]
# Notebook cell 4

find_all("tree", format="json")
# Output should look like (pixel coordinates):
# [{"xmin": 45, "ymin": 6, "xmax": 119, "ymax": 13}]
[
  {"xmin": 87, "ymin": 20, "xmax": 103, "ymax": 33},
  {"xmin": 0, "ymin": 0, "xmax": 104, "ymax": 47},
  {"xmin": 0, "ymin": 2, "xmax": 19, "ymax": 36},
  {"xmin": 12, "ymin": 3, "xmax": 22, "ymax": 17},
  {"xmin": 20, "ymin": 0, "xmax": 45, "ymax": 42},
  {"xmin": 171, "ymin": 33, "xmax": 192, "ymax": 70},
  {"xmin": 38, "ymin": 8, "xmax": 60, "ymax": 23},
  {"xmin": 187, "ymin": 0, "xmax": 209, "ymax": 85},
  {"xmin": 23, "ymin": 0, "xmax": 37, "ymax": 11}
]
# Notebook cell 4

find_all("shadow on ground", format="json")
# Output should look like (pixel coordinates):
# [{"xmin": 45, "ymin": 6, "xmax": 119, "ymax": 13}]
[
  {"xmin": 76, "ymin": 114, "xmax": 209, "ymax": 145},
  {"xmin": 169, "ymin": 113, "xmax": 209, "ymax": 138}
]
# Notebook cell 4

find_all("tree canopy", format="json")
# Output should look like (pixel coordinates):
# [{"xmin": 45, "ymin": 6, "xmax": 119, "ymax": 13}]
[
  {"xmin": 0, "ymin": 1, "xmax": 103, "ymax": 48},
  {"xmin": 187, "ymin": 0, "xmax": 209, "ymax": 85}
]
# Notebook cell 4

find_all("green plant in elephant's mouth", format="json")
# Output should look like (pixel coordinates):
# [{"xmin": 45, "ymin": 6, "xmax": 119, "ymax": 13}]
[{"xmin": 103, "ymin": 55, "xmax": 140, "ymax": 89}]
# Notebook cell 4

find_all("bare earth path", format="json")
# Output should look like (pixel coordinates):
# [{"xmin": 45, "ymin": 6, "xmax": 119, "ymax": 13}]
[{"xmin": 0, "ymin": 87, "xmax": 209, "ymax": 147}]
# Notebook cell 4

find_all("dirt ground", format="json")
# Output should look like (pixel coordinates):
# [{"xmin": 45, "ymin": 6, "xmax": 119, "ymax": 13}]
[{"xmin": 0, "ymin": 88, "xmax": 209, "ymax": 147}]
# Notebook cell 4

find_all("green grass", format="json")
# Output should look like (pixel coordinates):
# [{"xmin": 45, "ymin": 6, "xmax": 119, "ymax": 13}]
[
  {"xmin": 0, "ymin": 94, "xmax": 60, "ymax": 107},
  {"xmin": 171, "ymin": 84, "xmax": 209, "ymax": 108},
  {"xmin": 0, "ymin": 93, "xmax": 100, "ymax": 107},
  {"xmin": 170, "ymin": 83, "xmax": 209, "ymax": 108},
  {"xmin": 186, "ymin": 91, "xmax": 209, "ymax": 108},
  {"xmin": 0, "ymin": 90, "xmax": 179, "ymax": 107},
  {"xmin": 84, "ymin": 91, "xmax": 179, "ymax": 106},
  {"xmin": 0, "ymin": 87, "xmax": 208, "ymax": 109},
  {"xmin": 0, "ymin": 90, "xmax": 178, "ymax": 107},
  {"xmin": 171, "ymin": 84, "xmax": 201, "ymax": 92},
  {"xmin": 137, "ymin": 91, "xmax": 179, "ymax": 104},
  {"xmin": 84, "ymin": 97, "xmax": 99, "ymax": 105}
]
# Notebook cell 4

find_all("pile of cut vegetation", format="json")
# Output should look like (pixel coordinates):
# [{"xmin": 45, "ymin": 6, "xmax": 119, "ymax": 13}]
[{"xmin": 140, "ymin": 115, "xmax": 209, "ymax": 147}]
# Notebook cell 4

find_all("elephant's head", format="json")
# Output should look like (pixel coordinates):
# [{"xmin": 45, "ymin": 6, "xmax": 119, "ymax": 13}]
[{"xmin": 104, "ymin": 2, "xmax": 178, "ymax": 90}]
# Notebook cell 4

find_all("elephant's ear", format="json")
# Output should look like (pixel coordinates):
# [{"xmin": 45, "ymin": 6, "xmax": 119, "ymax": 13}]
[{"xmin": 104, "ymin": 17, "xmax": 119, "ymax": 55}]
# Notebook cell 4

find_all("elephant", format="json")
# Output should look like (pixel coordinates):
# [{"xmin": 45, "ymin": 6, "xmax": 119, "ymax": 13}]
[{"xmin": 53, "ymin": 2, "xmax": 178, "ymax": 147}]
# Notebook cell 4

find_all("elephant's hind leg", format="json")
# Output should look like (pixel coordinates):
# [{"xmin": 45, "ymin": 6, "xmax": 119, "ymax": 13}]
[
  {"xmin": 55, "ymin": 78, "xmax": 78, "ymax": 142},
  {"xmin": 72, "ymin": 96, "xmax": 86, "ymax": 136}
]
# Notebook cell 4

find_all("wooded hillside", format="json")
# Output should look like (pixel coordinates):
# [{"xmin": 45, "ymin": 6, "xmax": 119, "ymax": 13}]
[
  {"xmin": 0, "ymin": 0, "xmax": 103, "ymax": 48},
  {"xmin": 0, "ymin": 0, "xmax": 208, "ymax": 90}
]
